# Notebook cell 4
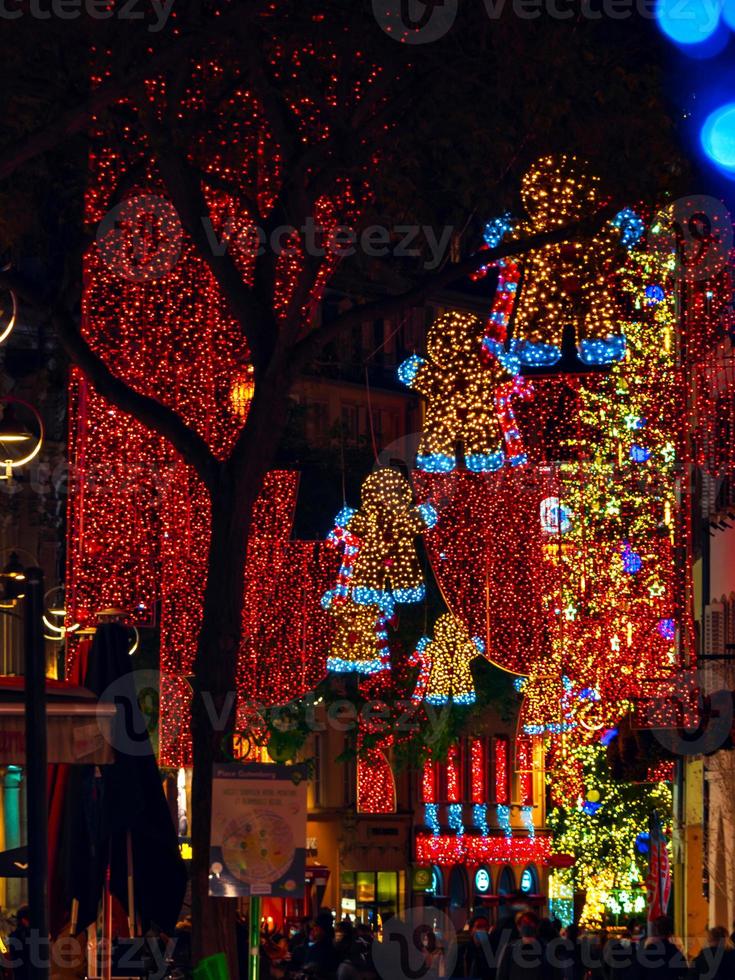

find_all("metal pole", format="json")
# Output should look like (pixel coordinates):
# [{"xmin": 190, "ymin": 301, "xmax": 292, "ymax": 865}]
[
  {"xmin": 24, "ymin": 566, "xmax": 48, "ymax": 980},
  {"xmin": 248, "ymin": 896, "xmax": 261, "ymax": 980}
]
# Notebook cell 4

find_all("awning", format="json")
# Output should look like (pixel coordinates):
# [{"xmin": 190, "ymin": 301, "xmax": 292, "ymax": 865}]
[{"xmin": 0, "ymin": 677, "xmax": 115, "ymax": 764}]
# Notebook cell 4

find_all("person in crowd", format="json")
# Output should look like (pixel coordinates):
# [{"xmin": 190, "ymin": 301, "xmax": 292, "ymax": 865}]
[
  {"xmin": 289, "ymin": 917, "xmax": 311, "ymax": 957},
  {"xmin": 6, "ymin": 906, "xmax": 31, "ymax": 980},
  {"xmin": 691, "ymin": 926, "xmax": 735, "ymax": 980},
  {"xmin": 603, "ymin": 918, "xmax": 644, "ymax": 980},
  {"xmin": 299, "ymin": 913, "xmax": 338, "ymax": 977},
  {"xmin": 461, "ymin": 913, "xmax": 498, "ymax": 979},
  {"xmin": 415, "ymin": 925, "xmax": 446, "ymax": 978},
  {"xmin": 638, "ymin": 915, "xmax": 688, "ymax": 980},
  {"xmin": 497, "ymin": 911, "xmax": 556, "ymax": 980}
]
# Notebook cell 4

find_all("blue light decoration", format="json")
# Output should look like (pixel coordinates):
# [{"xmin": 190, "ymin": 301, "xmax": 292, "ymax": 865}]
[
  {"xmin": 658, "ymin": 618, "xmax": 676, "ymax": 641},
  {"xmin": 701, "ymin": 103, "xmax": 735, "ymax": 177},
  {"xmin": 417, "ymin": 501, "xmax": 439, "ymax": 528},
  {"xmin": 645, "ymin": 284, "xmax": 665, "ymax": 305},
  {"xmin": 656, "ymin": 0, "xmax": 722, "ymax": 46},
  {"xmin": 635, "ymin": 832, "xmax": 651, "ymax": 854},
  {"xmin": 521, "ymin": 805, "xmax": 535, "ymax": 839},
  {"xmin": 621, "ymin": 542, "xmax": 643, "ymax": 575},
  {"xmin": 600, "ymin": 727, "xmax": 619, "ymax": 747},
  {"xmin": 326, "ymin": 654, "xmax": 384, "ymax": 674},
  {"xmin": 465, "ymin": 451, "xmax": 505, "ymax": 473},
  {"xmin": 630, "ymin": 445, "xmax": 652, "ymax": 463},
  {"xmin": 483, "ymin": 337, "xmax": 522, "ymax": 377},
  {"xmin": 578, "ymin": 335, "xmax": 627, "ymax": 366},
  {"xmin": 425, "ymin": 803, "xmax": 440, "ymax": 836},
  {"xmin": 515, "ymin": 339, "xmax": 562, "ymax": 367},
  {"xmin": 391, "ymin": 584, "xmax": 426, "ymax": 603},
  {"xmin": 483, "ymin": 211, "xmax": 513, "ymax": 248},
  {"xmin": 582, "ymin": 800, "xmax": 602, "ymax": 816},
  {"xmin": 397, "ymin": 353, "xmax": 424, "ymax": 386},
  {"xmin": 496, "ymin": 804, "xmax": 512, "ymax": 838},
  {"xmin": 473, "ymin": 804, "xmax": 489, "ymax": 836},
  {"xmin": 612, "ymin": 208, "xmax": 645, "ymax": 249},
  {"xmin": 415, "ymin": 453, "xmax": 456, "ymax": 473},
  {"xmin": 514, "ymin": 677, "xmax": 527, "ymax": 693},
  {"xmin": 724, "ymin": 0, "xmax": 735, "ymax": 30},
  {"xmin": 448, "ymin": 803, "xmax": 465, "ymax": 835}
]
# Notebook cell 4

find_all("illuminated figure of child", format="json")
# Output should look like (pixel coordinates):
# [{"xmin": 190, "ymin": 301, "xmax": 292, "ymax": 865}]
[
  {"xmin": 398, "ymin": 311, "xmax": 531, "ymax": 473},
  {"xmin": 483, "ymin": 154, "xmax": 644, "ymax": 368},
  {"xmin": 409, "ymin": 613, "xmax": 486, "ymax": 706},
  {"xmin": 327, "ymin": 468, "xmax": 438, "ymax": 607}
]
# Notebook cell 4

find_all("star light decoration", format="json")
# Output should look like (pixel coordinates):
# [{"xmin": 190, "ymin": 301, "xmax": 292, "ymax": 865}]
[
  {"xmin": 398, "ymin": 311, "xmax": 532, "ymax": 473},
  {"xmin": 482, "ymin": 154, "xmax": 644, "ymax": 367}
]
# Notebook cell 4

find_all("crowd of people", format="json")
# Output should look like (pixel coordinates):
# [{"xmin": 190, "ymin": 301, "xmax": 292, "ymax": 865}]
[{"xmin": 251, "ymin": 910, "xmax": 735, "ymax": 980}]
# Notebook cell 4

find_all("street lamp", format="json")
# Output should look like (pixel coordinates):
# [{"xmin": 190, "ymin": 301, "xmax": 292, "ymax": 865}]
[{"xmin": 0, "ymin": 397, "xmax": 43, "ymax": 481}]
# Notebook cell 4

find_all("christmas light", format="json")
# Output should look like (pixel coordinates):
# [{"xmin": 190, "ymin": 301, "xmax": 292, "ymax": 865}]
[
  {"xmin": 484, "ymin": 155, "xmax": 642, "ymax": 366},
  {"xmin": 398, "ymin": 311, "xmax": 529, "ymax": 472},
  {"xmin": 415, "ymin": 834, "xmax": 551, "ymax": 865},
  {"xmin": 409, "ymin": 613, "xmax": 486, "ymax": 706},
  {"xmin": 327, "ymin": 469, "xmax": 436, "ymax": 606}
]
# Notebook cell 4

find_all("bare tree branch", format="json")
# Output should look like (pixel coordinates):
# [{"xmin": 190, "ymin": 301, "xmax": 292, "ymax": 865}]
[
  {"xmin": 139, "ymin": 108, "xmax": 278, "ymax": 370},
  {"xmin": 0, "ymin": 5, "xmax": 253, "ymax": 184},
  {"xmin": 0, "ymin": 270, "xmax": 220, "ymax": 490},
  {"xmin": 291, "ymin": 205, "xmax": 619, "ymax": 372}
]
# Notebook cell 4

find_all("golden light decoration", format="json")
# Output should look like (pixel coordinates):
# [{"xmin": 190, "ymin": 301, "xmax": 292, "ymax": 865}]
[
  {"xmin": 506, "ymin": 154, "xmax": 642, "ymax": 367},
  {"xmin": 340, "ymin": 468, "xmax": 437, "ymax": 605},
  {"xmin": 410, "ymin": 612, "xmax": 487, "ymax": 706},
  {"xmin": 0, "ymin": 279, "xmax": 17, "ymax": 346},
  {"xmin": 325, "ymin": 599, "xmax": 390, "ymax": 675},
  {"xmin": 398, "ymin": 311, "xmax": 526, "ymax": 472},
  {"xmin": 230, "ymin": 366, "xmax": 255, "ymax": 420},
  {"xmin": 42, "ymin": 586, "xmax": 80, "ymax": 642}
]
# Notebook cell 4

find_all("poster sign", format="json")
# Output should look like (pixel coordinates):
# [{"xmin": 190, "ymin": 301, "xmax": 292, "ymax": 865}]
[{"xmin": 209, "ymin": 763, "xmax": 307, "ymax": 898}]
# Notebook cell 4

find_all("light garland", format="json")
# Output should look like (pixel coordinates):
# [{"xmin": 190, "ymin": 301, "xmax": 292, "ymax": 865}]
[{"xmin": 415, "ymin": 833, "xmax": 551, "ymax": 865}]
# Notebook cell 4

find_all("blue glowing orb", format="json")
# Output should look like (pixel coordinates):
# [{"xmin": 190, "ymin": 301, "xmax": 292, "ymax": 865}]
[
  {"xmin": 701, "ymin": 103, "xmax": 735, "ymax": 174},
  {"xmin": 656, "ymin": 0, "xmax": 721, "ymax": 44},
  {"xmin": 635, "ymin": 832, "xmax": 650, "ymax": 854},
  {"xmin": 621, "ymin": 544, "xmax": 642, "ymax": 575},
  {"xmin": 725, "ymin": 0, "xmax": 735, "ymax": 29},
  {"xmin": 645, "ymin": 284, "xmax": 665, "ymax": 305},
  {"xmin": 630, "ymin": 445, "xmax": 652, "ymax": 463}
]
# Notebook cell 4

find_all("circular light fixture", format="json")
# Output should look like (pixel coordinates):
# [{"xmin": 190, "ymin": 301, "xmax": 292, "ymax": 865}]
[
  {"xmin": 0, "ymin": 398, "xmax": 44, "ymax": 480},
  {"xmin": 701, "ymin": 103, "xmax": 735, "ymax": 175},
  {"xmin": 656, "ymin": 0, "xmax": 721, "ymax": 45}
]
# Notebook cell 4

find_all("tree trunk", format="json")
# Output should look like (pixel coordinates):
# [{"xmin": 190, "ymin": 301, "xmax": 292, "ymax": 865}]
[{"xmin": 189, "ymin": 370, "xmax": 293, "ymax": 977}]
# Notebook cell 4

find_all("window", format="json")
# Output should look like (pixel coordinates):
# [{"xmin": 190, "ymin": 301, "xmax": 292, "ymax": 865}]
[
  {"xmin": 471, "ymin": 738, "xmax": 486, "ymax": 804},
  {"xmin": 517, "ymin": 738, "xmax": 534, "ymax": 806},
  {"xmin": 341, "ymin": 403, "xmax": 360, "ymax": 443},
  {"xmin": 308, "ymin": 401, "xmax": 330, "ymax": 441},
  {"xmin": 493, "ymin": 737, "xmax": 510, "ymax": 805}
]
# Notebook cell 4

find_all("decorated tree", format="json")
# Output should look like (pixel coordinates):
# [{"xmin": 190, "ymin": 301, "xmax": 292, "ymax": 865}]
[{"xmin": 548, "ymin": 739, "xmax": 672, "ymax": 927}]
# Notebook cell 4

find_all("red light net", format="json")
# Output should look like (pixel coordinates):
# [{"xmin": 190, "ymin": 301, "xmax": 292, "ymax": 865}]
[{"xmin": 68, "ymin": 27, "xmax": 380, "ymax": 763}]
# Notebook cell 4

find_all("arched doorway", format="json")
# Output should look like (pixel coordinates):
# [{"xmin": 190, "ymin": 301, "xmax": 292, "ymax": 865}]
[{"xmin": 448, "ymin": 865, "xmax": 469, "ymax": 929}]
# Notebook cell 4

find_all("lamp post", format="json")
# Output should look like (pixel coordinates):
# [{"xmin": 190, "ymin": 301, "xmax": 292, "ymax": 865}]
[{"xmin": 23, "ymin": 565, "xmax": 48, "ymax": 980}]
